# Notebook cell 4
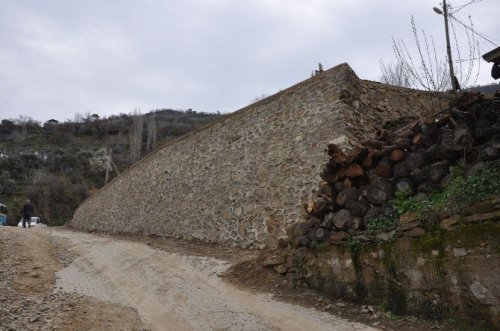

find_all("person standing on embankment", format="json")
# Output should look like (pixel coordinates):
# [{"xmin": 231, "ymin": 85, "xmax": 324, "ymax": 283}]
[{"xmin": 20, "ymin": 200, "xmax": 34, "ymax": 228}]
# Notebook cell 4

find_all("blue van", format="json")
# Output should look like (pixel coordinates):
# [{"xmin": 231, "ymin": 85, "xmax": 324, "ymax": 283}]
[{"xmin": 0, "ymin": 203, "xmax": 8, "ymax": 225}]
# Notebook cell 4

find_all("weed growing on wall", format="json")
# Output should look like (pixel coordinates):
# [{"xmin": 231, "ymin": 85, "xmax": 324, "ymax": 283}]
[
  {"xmin": 391, "ymin": 162, "xmax": 500, "ymax": 217},
  {"xmin": 446, "ymin": 164, "xmax": 500, "ymax": 208},
  {"xmin": 346, "ymin": 236, "xmax": 362, "ymax": 254},
  {"xmin": 367, "ymin": 216, "xmax": 397, "ymax": 234}
]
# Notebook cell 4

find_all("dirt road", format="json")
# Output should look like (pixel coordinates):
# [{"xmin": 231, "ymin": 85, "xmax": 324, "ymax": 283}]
[{"xmin": 0, "ymin": 227, "xmax": 377, "ymax": 331}]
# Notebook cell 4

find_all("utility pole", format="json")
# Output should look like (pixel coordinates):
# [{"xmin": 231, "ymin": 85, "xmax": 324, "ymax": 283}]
[{"xmin": 435, "ymin": 0, "xmax": 458, "ymax": 91}]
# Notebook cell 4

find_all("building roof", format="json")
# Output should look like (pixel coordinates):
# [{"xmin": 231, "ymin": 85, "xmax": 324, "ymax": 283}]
[{"xmin": 482, "ymin": 46, "xmax": 500, "ymax": 63}]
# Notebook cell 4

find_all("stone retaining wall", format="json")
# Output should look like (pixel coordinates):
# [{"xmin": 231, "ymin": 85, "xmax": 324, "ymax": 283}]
[
  {"xmin": 295, "ymin": 221, "xmax": 500, "ymax": 327},
  {"xmin": 68, "ymin": 63, "xmax": 450, "ymax": 248}
]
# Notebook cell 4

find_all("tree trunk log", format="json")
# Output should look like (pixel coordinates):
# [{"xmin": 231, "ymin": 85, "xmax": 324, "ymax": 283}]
[
  {"xmin": 336, "ymin": 187, "xmax": 359, "ymax": 207},
  {"xmin": 465, "ymin": 148, "xmax": 480, "ymax": 163},
  {"xmin": 333, "ymin": 167, "xmax": 346, "ymax": 180},
  {"xmin": 390, "ymin": 149, "xmax": 405, "ymax": 162},
  {"xmin": 366, "ymin": 179, "xmax": 393, "ymax": 205},
  {"xmin": 424, "ymin": 144, "xmax": 442, "ymax": 162},
  {"xmin": 376, "ymin": 129, "xmax": 395, "ymax": 142},
  {"xmin": 394, "ymin": 138, "xmax": 413, "ymax": 150},
  {"xmin": 343, "ymin": 178, "xmax": 353, "ymax": 189},
  {"xmin": 316, "ymin": 182, "xmax": 334, "ymax": 200},
  {"xmin": 333, "ymin": 209, "xmax": 352, "ymax": 230},
  {"xmin": 440, "ymin": 128, "xmax": 454, "ymax": 150},
  {"xmin": 429, "ymin": 160, "xmax": 449, "ymax": 184},
  {"xmin": 395, "ymin": 179, "xmax": 413, "ymax": 192},
  {"xmin": 320, "ymin": 212, "xmax": 335, "ymax": 229},
  {"xmin": 362, "ymin": 155, "xmax": 373, "ymax": 169},
  {"xmin": 327, "ymin": 143, "xmax": 344, "ymax": 157},
  {"xmin": 334, "ymin": 181, "xmax": 344, "ymax": 194},
  {"xmin": 345, "ymin": 163, "xmax": 364, "ymax": 178},
  {"xmin": 484, "ymin": 145, "xmax": 499, "ymax": 160},
  {"xmin": 346, "ymin": 197, "xmax": 369, "ymax": 217},
  {"xmin": 320, "ymin": 169, "xmax": 338, "ymax": 184},
  {"xmin": 363, "ymin": 206, "xmax": 381, "ymax": 224},
  {"xmin": 375, "ymin": 157, "xmax": 393, "ymax": 178},
  {"xmin": 366, "ymin": 169, "xmax": 378, "ymax": 181},
  {"xmin": 412, "ymin": 133, "xmax": 427, "ymax": 147},
  {"xmin": 453, "ymin": 126, "xmax": 474, "ymax": 150},
  {"xmin": 349, "ymin": 217, "xmax": 364, "ymax": 231},
  {"xmin": 394, "ymin": 162, "xmax": 411, "ymax": 178},
  {"xmin": 405, "ymin": 152, "xmax": 425, "ymax": 170},
  {"xmin": 417, "ymin": 182, "xmax": 437, "ymax": 193},
  {"xmin": 421, "ymin": 117, "xmax": 438, "ymax": 139},
  {"xmin": 435, "ymin": 115, "xmax": 450, "ymax": 128},
  {"xmin": 315, "ymin": 227, "xmax": 326, "ymax": 240},
  {"xmin": 410, "ymin": 168, "xmax": 429, "ymax": 183}
]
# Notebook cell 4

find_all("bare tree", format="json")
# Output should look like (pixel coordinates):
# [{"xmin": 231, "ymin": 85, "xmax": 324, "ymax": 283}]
[
  {"xmin": 89, "ymin": 147, "xmax": 120, "ymax": 184},
  {"xmin": 146, "ymin": 112, "xmax": 157, "ymax": 151},
  {"xmin": 74, "ymin": 113, "xmax": 85, "ymax": 123},
  {"xmin": 380, "ymin": 13, "xmax": 481, "ymax": 92},
  {"xmin": 378, "ymin": 59, "xmax": 413, "ymax": 88},
  {"xmin": 13, "ymin": 114, "xmax": 40, "ymax": 127},
  {"xmin": 128, "ymin": 108, "xmax": 143, "ymax": 163}
]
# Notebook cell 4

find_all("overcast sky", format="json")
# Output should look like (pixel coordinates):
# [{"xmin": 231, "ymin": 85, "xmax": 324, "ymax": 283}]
[{"xmin": 1, "ymin": 0, "xmax": 499, "ymax": 122}]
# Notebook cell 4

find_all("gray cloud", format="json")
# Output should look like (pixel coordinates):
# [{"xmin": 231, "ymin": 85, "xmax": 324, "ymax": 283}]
[{"xmin": 1, "ymin": 0, "xmax": 499, "ymax": 122}]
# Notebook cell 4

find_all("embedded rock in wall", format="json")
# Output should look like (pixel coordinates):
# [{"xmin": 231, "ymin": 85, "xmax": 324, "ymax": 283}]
[{"xmin": 68, "ymin": 63, "xmax": 449, "ymax": 248}]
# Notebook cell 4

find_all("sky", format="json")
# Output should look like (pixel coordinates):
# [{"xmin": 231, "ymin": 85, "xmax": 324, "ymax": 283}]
[{"xmin": 0, "ymin": 0, "xmax": 499, "ymax": 122}]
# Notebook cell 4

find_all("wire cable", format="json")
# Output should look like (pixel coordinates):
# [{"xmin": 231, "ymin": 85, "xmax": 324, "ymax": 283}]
[
  {"xmin": 450, "ymin": 0, "xmax": 486, "ymax": 14},
  {"xmin": 449, "ymin": 14, "xmax": 498, "ymax": 46}
]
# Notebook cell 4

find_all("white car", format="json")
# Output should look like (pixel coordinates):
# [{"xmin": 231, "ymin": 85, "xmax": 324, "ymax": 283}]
[{"xmin": 17, "ymin": 217, "xmax": 46, "ymax": 228}]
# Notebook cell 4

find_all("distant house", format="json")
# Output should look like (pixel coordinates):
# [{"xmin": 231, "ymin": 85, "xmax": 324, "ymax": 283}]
[{"xmin": 44, "ymin": 119, "xmax": 59, "ymax": 127}]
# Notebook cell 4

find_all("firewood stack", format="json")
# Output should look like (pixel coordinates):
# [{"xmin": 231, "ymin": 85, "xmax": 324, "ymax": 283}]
[{"xmin": 299, "ymin": 92, "xmax": 500, "ymax": 246}]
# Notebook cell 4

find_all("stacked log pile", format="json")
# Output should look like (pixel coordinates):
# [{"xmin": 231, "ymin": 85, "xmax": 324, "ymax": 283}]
[{"xmin": 294, "ymin": 92, "xmax": 500, "ymax": 247}]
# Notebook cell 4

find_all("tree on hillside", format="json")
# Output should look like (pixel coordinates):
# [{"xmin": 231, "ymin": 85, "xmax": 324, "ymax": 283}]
[
  {"xmin": 13, "ymin": 115, "xmax": 40, "ymax": 128},
  {"xmin": 128, "ymin": 108, "xmax": 143, "ymax": 163},
  {"xmin": 0, "ymin": 172, "xmax": 16, "ymax": 195},
  {"xmin": 9, "ymin": 125, "xmax": 28, "ymax": 142},
  {"xmin": 89, "ymin": 147, "xmax": 119, "ymax": 184},
  {"xmin": 146, "ymin": 112, "xmax": 157, "ymax": 151},
  {"xmin": 74, "ymin": 113, "xmax": 85, "ymax": 123}
]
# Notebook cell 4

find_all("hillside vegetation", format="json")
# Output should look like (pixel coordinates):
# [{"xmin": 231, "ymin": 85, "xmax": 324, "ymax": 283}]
[{"xmin": 0, "ymin": 109, "xmax": 222, "ymax": 225}]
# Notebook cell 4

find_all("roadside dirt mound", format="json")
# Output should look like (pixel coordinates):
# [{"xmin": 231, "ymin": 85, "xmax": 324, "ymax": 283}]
[{"xmin": 0, "ymin": 227, "xmax": 145, "ymax": 331}]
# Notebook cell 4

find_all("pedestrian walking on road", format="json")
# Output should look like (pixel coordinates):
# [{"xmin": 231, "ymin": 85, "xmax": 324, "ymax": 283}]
[{"xmin": 20, "ymin": 200, "xmax": 34, "ymax": 228}]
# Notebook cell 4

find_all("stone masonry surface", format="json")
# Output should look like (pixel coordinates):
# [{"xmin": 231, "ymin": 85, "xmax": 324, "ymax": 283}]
[{"xmin": 69, "ymin": 63, "xmax": 451, "ymax": 247}]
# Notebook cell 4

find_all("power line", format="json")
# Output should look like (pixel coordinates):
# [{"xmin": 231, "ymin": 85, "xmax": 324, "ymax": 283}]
[
  {"xmin": 452, "ymin": 10, "xmax": 500, "ymax": 42},
  {"xmin": 450, "ymin": 0, "xmax": 486, "ymax": 14},
  {"xmin": 448, "ymin": 14, "xmax": 498, "ymax": 46},
  {"xmin": 450, "ymin": 12, "xmax": 499, "ymax": 56}
]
